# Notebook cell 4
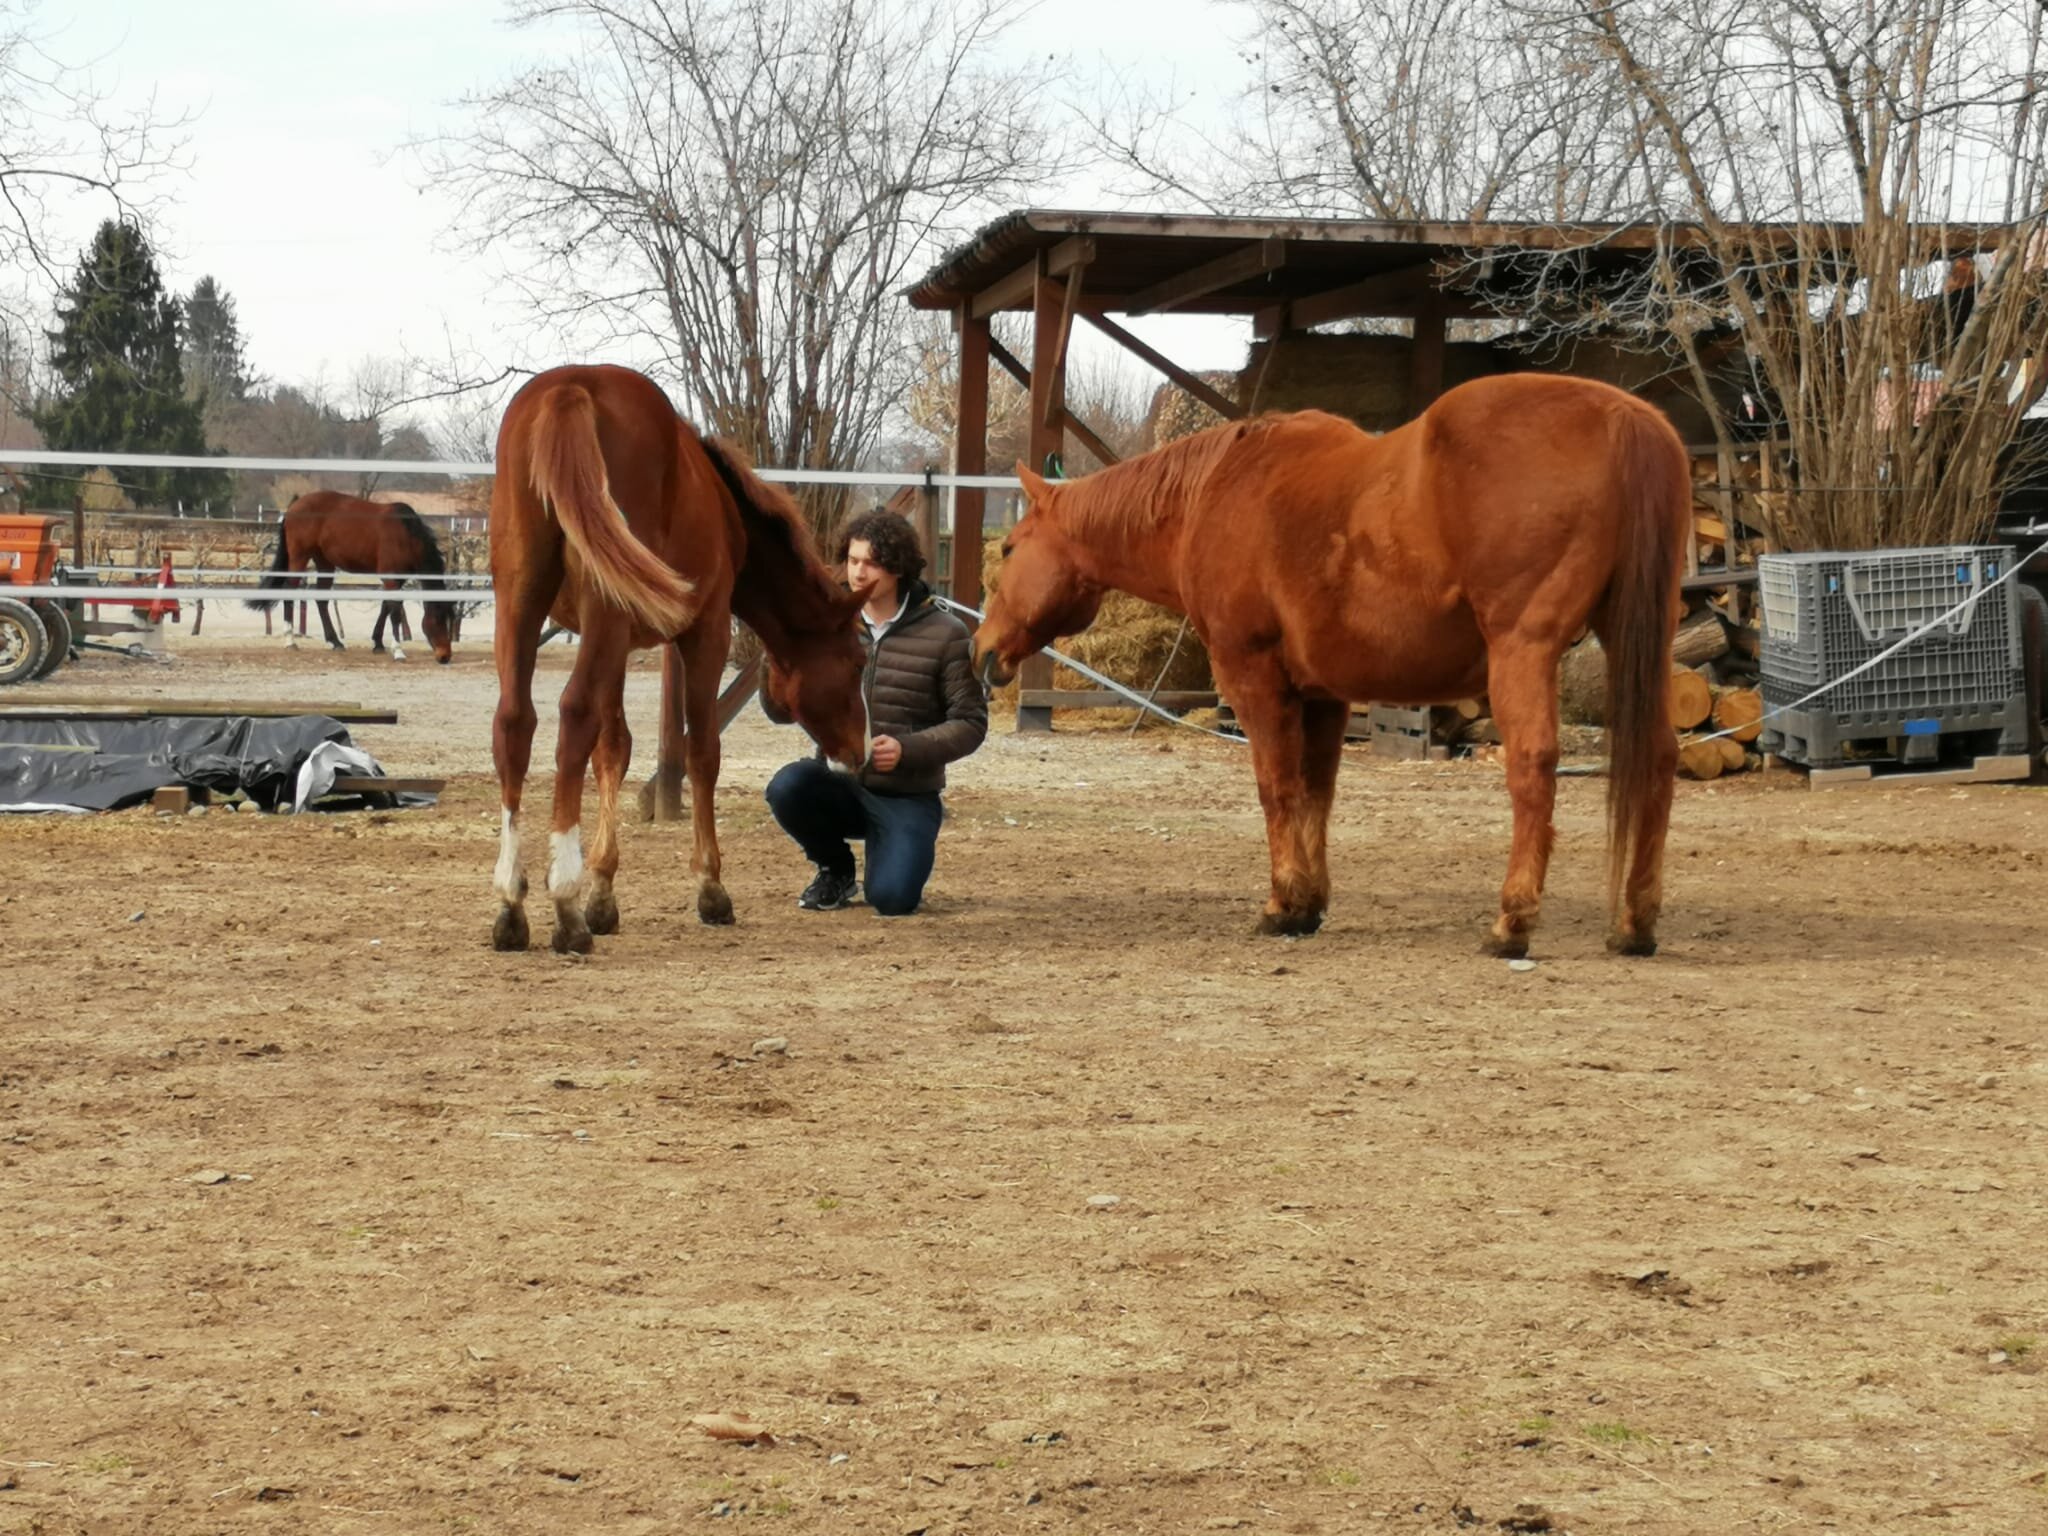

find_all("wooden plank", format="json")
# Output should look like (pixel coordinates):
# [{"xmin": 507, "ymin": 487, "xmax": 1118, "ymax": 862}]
[
  {"xmin": 970, "ymin": 258, "xmax": 1037, "ymax": 319},
  {"xmin": 326, "ymin": 775, "xmax": 446, "ymax": 795},
  {"xmin": 1681, "ymin": 567, "xmax": 1758, "ymax": 592},
  {"xmin": 1807, "ymin": 754, "xmax": 2031, "ymax": 791},
  {"xmin": 1019, "ymin": 689, "xmax": 1218, "ymax": 711},
  {"xmin": 1290, "ymin": 261, "xmax": 1442, "ymax": 329},
  {"xmin": 1125, "ymin": 236, "xmax": 1287, "ymax": 317},
  {"xmin": 0, "ymin": 700, "xmax": 399, "ymax": 723},
  {"xmin": 1042, "ymin": 258, "xmax": 1086, "ymax": 428},
  {"xmin": 1080, "ymin": 313, "xmax": 1244, "ymax": 421},
  {"xmin": 714, "ymin": 655, "xmax": 764, "ymax": 731},
  {"xmin": 1407, "ymin": 291, "xmax": 1445, "ymax": 420}
]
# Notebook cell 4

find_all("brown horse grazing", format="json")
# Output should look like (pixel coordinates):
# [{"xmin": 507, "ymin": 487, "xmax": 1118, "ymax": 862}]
[
  {"xmin": 973, "ymin": 372, "xmax": 1688, "ymax": 956},
  {"xmin": 487, "ymin": 362, "xmax": 871, "ymax": 955},
  {"xmin": 247, "ymin": 491, "xmax": 456, "ymax": 663}
]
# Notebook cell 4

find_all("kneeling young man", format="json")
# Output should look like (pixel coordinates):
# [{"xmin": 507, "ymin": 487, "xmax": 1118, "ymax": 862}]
[{"xmin": 763, "ymin": 509, "xmax": 986, "ymax": 915}]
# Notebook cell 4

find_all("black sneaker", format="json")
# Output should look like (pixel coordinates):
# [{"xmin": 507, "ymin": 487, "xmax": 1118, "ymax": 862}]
[{"xmin": 798, "ymin": 865, "xmax": 860, "ymax": 911}]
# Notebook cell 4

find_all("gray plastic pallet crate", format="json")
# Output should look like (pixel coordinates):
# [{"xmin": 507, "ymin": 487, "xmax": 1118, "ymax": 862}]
[{"xmin": 1757, "ymin": 545, "xmax": 2027, "ymax": 766}]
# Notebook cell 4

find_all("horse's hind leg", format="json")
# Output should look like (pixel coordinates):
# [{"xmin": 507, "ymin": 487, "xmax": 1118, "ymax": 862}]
[
  {"xmin": 1299, "ymin": 698, "xmax": 1350, "ymax": 917},
  {"xmin": 1482, "ymin": 639, "xmax": 1563, "ymax": 957},
  {"xmin": 680, "ymin": 622, "xmax": 735, "ymax": 924},
  {"xmin": 583, "ymin": 673, "xmax": 632, "ymax": 936},
  {"xmin": 490, "ymin": 586, "xmax": 549, "ymax": 952},
  {"xmin": 547, "ymin": 620, "xmax": 631, "ymax": 953}
]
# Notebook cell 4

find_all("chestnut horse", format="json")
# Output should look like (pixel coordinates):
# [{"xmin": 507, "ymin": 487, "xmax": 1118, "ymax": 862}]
[
  {"xmin": 247, "ymin": 491, "xmax": 455, "ymax": 662},
  {"xmin": 487, "ymin": 363, "xmax": 871, "ymax": 954},
  {"xmin": 974, "ymin": 372, "xmax": 1688, "ymax": 956}
]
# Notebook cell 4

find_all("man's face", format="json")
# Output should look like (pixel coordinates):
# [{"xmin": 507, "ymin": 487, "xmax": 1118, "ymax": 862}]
[{"xmin": 846, "ymin": 538, "xmax": 897, "ymax": 604}]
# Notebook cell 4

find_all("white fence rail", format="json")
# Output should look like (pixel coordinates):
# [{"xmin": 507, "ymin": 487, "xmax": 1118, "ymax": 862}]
[{"xmin": 0, "ymin": 447, "xmax": 1024, "ymax": 490}]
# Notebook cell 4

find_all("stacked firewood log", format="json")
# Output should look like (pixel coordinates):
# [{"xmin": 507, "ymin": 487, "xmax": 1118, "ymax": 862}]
[{"xmin": 1434, "ymin": 599, "xmax": 1765, "ymax": 779}]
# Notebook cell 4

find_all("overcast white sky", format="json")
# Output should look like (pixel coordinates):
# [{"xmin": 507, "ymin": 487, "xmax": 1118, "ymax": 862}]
[{"xmin": 43, "ymin": 0, "xmax": 1256, "ymax": 418}]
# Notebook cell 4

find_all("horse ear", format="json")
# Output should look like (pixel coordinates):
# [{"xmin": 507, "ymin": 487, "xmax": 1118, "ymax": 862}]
[{"xmin": 1015, "ymin": 462, "xmax": 1054, "ymax": 506}]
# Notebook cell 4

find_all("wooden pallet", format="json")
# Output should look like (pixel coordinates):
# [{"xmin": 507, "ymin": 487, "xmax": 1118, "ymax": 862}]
[{"xmin": 1803, "ymin": 753, "xmax": 2032, "ymax": 791}]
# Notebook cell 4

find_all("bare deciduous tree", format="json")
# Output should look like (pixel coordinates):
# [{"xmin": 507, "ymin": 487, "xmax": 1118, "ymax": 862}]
[
  {"xmin": 0, "ymin": 1, "xmax": 188, "ymax": 324},
  {"xmin": 421, "ymin": 0, "xmax": 1064, "ymax": 536}
]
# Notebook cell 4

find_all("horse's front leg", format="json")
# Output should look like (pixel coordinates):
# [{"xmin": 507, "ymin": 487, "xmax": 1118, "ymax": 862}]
[
  {"xmin": 583, "ymin": 675, "xmax": 632, "ymax": 936},
  {"xmin": 1298, "ymin": 698, "xmax": 1351, "ymax": 917},
  {"xmin": 680, "ymin": 625, "xmax": 734, "ymax": 924},
  {"xmin": 1214, "ymin": 657, "xmax": 1321, "ymax": 935},
  {"xmin": 636, "ymin": 640, "xmax": 688, "ymax": 823}
]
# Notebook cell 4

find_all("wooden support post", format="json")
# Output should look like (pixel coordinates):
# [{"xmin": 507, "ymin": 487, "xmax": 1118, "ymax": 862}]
[
  {"xmin": 1018, "ymin": 255, "xmax": 1065, "ymax": 733},
  {"xmin": 953, "ymin": 306, "xmax": 990, "ymax": 613},
  {"xmin": 1407, "ymin": 291, "xmax": 1445, "ymax": 421}
]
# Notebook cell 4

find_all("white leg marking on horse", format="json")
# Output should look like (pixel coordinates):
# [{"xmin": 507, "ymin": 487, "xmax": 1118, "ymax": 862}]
[
  {"xmin": 548, "ymin": 827, "xmax": 585, "ymax": 900},
  {"xmin": 493, "ymin": 808, "xmax": 522, "ymax": 904}
]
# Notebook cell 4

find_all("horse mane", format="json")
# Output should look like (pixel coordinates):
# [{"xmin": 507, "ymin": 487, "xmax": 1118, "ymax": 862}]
[
  {"xmin": 1058, "ymin": 414, "xmax": 1290, "ymax": 539},
  {"xmin": 698, "ymin": 434, "xmax": 845, "ymax": 631},
  {"xmin": 385, "ymin": 499, "xmax": 447, "ymax": 578}
]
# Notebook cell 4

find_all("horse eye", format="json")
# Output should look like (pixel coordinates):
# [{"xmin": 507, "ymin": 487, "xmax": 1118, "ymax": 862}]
[{"xmin": 1000, "ymin": 541, "xmax": 1012, "ymax": 560}]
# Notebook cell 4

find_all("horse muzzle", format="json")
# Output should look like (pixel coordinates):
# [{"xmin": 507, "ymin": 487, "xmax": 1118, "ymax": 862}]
[{"xmin": 975, "ymin": 647, "xmax": 1015, "ymax": 689}]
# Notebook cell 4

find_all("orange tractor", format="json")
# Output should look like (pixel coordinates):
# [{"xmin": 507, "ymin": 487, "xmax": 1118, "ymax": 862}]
[{"xmin": 0, "ymin": 513, "xmax": 72, "ymax": 684}]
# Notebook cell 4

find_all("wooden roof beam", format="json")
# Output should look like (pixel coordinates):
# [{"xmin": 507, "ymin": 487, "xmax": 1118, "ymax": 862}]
[
  {"xmin": 1290, "ymin": 262, "xmax": 1444, "ymax": 329},
  {"xmin": 1081, "ymin": 312, "xmax": 1244, "ymax": 421},
  {"xmin": 971, "ymin": 235, "xmax": 1094, "ymax": 318},
  {"xmin": 1124, "ymin": 236, "xmax": 1287, "ymax": 317}
]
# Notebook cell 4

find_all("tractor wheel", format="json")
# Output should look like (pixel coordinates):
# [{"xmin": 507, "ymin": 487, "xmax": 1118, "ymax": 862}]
[
  {"xmin": 29, "ymin": 599, "xmax": 71, "ymax": 680},
  {"xmin": 0, "ymin": 597, "xmax": 50, "ymax": 686}
]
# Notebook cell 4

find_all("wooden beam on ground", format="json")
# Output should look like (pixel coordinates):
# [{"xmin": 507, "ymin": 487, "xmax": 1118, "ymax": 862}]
[
  {"xmin": 1081, "ymin": 313, "xmax": 1244, "ymax": 421},
  {"xmin": 0, "ymin": 699, "xmax": 399, "ymax": 723},
  {"xmin": 326, "ymin": 775, "xmax": 446, "ymax": 796},
  {"xmin": 1125, "ymin": 236, "xmax": 1288, "ymax": 317}
]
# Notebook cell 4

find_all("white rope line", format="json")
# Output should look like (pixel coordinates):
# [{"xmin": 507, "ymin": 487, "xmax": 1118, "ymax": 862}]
[{"xmin": 930, "ymin": 595, "xmax": 1243, "ymax": 740}]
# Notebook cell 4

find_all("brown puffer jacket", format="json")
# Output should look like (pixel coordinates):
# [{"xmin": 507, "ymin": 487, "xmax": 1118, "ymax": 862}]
[{"xmin": 768, "ymin": 581, "xmax": 988, "ymax": 795}]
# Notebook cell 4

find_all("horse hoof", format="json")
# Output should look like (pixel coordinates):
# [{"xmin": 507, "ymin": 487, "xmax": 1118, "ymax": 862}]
[
  {"xmin": 585, "ymin": 888, "xmax": 620, "ymax": 935},
  {"xmin": 1483, "ymin": 929, "xmax": 1531, "ymax": 960},
  {"xmin": 1255, "ymin": 907, "xmax": 1322, "ymax": 938},
  {"xmin": 328, "ymin": 642, "xmax": 345, "ymax": 652},
  {"xmin": 552, "ymin": 915, "xmax": 594, "ymax": 955},
  {"xmin": 698, "ymin": 885, "xmax": 736, "ymax": 926},
  {"xmin": 492, "ymin": 905, "xmax": 530, "ymax": 952},
  {"xmin": 1607, "ymin": 928, "xmax": 1658, "ymax": 958}
]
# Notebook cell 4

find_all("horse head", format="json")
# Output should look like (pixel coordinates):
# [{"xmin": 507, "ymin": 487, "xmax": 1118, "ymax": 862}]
[
  {"xmin": 972, "ymin": 463, "xmax": 1105, "ymax": 687},
  {"xmin": 761, "ymin": 585, "xmax": 872, "ymax": 768},
  {"xmin": 419, "ymin": 594, "xmax": 457, "ymax": 664}
]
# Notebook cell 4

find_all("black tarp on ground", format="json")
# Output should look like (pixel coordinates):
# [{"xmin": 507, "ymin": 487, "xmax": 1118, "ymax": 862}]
[{"xmin": 0, "ymin": 715, "xmax": 413, "ymax": 812}]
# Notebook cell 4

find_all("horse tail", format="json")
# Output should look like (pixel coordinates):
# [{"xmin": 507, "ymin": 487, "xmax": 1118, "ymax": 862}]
[
  {"xmin": 526, "ymin": 383, "xmax": 696, "ymax": 636},
  {"xmin": 1601, "ymin": 403, "xmax": 1688, "ymax": 924},
  {"xmin": 245, "ymin": 525, "xmax": 292, "ymax": 612}
]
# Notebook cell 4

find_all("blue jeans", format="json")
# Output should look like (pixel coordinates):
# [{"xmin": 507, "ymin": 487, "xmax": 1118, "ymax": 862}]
[{"xmin": 764, "ymin": 759, "xmax": 945, "ymax": 917}]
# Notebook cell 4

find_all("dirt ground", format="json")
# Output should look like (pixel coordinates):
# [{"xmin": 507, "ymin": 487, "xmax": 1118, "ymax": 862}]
[{"xmin": 4, "ymin": 624, "xmax": 2048, "ymax": 1535}]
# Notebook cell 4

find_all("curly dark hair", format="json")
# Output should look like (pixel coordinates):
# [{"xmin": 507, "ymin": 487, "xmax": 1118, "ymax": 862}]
[{"xmin": 833, "ymin": 508, "xmax": 926, "ymax": 584}]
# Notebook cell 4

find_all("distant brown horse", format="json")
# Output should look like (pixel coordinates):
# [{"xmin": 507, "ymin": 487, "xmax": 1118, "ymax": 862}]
[
  {"xmin": 487, "ymin": 362, "xmax": 871, "ymax": 955},
  {"xmin": 974, "ymin": 372, "xmax": 1688, "ymax": 956},
  {"xmin": 248, "ymin": 491, "xmax": 455, "ymax": 662}
]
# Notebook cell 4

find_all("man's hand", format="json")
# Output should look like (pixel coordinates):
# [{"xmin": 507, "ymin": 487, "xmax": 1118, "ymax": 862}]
[{"xmin": 869, "ymin": 735, "xmax": 903, "ymax": 772}]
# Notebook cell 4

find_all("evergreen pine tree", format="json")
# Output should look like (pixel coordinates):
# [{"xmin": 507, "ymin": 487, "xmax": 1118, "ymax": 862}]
[{"xmin": 32, "ymin": 220, "xmax": 231, "ymax": 508}]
